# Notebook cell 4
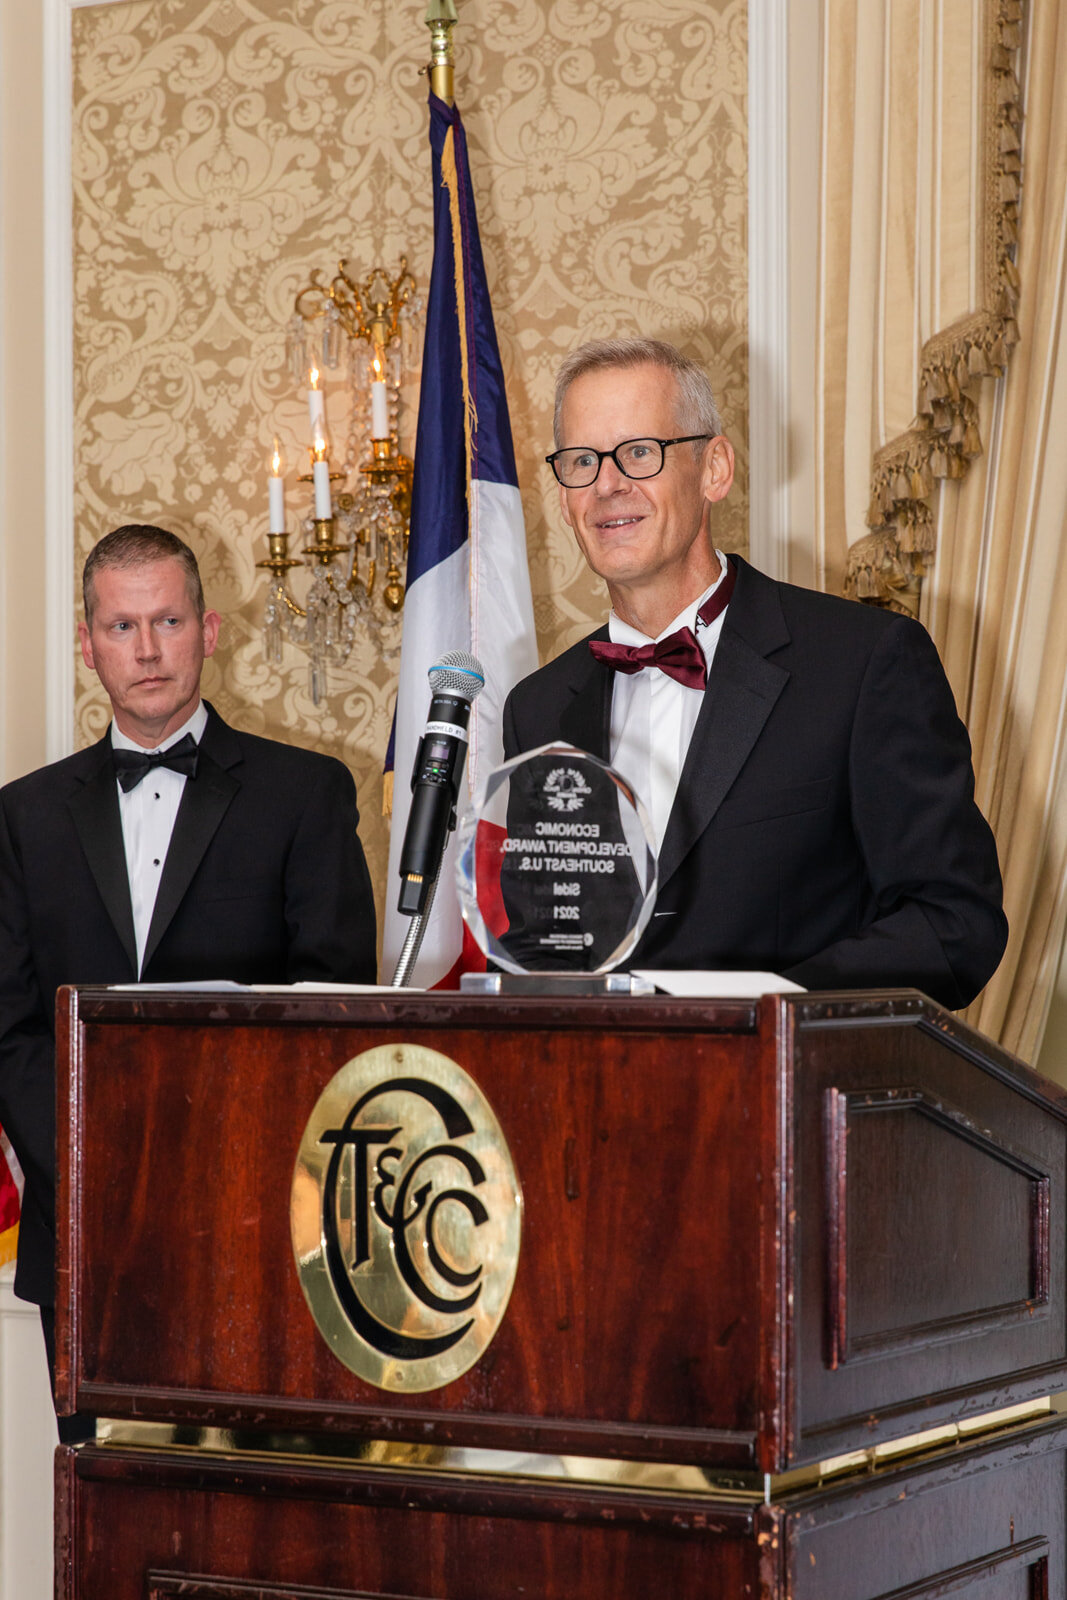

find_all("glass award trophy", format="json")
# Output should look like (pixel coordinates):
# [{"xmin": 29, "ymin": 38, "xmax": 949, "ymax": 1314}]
[{"xmin": 456, "ymin": 743, "xmax": 658, "ymax": 993}]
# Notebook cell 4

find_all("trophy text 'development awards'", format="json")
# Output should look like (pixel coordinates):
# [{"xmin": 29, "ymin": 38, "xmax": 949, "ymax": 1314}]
[{"xmin": 456, "ymin": 743, "xmax": 657, "ymax": 975}]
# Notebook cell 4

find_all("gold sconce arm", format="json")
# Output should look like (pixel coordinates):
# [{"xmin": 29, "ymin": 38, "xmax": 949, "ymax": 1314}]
[{"xmin": 293, "ymin": 259, "xmax": 417, "ymax": 354}]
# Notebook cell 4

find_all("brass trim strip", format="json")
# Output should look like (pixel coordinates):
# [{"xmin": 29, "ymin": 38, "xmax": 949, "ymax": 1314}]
[
  {"xmin": 94, "ymin": 1423, "xmax": 763, "ymax": 1503},
  {"xmin": 94, "ymin": 1396, "xmax": 1058, "ymax": 1505},
  {"xmin": 768, "ymin": 1397, "xmax": 1057, "ymax": 1499}
]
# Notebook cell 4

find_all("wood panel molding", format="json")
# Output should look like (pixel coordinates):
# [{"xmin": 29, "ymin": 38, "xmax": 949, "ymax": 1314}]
[{"xmin": 824, "ymin": 1084, "xmax": 1051, "ymax": 1370}]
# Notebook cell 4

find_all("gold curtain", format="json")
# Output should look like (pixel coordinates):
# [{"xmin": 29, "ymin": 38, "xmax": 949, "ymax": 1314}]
[
  {"xmin": 934, "ymin": 4, "xmax": 1067, "ymax": 1055},
  {"xmin": 818, "ymin": 0, "xmax": 1067, "ymax": 1057},
  {"xmin": 817, "ymin": 0, "xmax": 1022, "ymax": 598}
]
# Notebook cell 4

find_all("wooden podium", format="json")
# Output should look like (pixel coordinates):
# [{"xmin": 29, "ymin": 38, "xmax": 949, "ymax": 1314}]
[{"xmin": 55, "ymin": 986, "xmax": 1067, "ymax": 1597}]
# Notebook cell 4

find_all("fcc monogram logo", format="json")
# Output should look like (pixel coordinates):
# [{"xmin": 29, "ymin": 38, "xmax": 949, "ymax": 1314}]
[{"xmin": 291, "ymin": 1044, "xmax": 522, "ymax": 1392}]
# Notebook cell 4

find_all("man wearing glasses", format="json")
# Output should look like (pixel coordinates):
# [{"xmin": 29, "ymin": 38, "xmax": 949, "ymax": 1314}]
[{"xmin": 502, "ymin": 338, "xmax": 1006, "ymax": 1005}]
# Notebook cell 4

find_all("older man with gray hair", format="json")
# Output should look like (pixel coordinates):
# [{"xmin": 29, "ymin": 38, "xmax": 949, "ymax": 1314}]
[{"xmin": 504, "ymin": 338, "xmax": 1007, "ymax": 1004}]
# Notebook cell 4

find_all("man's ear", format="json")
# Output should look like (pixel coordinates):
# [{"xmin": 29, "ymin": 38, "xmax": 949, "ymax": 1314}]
[
  {"xmin": 202, "ymin": 609, "xmax": 221, "ymax": 658},
  {"xmin": 702, "ymin": 436, "xmax": 735, "ymax": 504},
  {"xmin": 558, "ymin": 482, "xmax": 574, "ymax": 529},
  {"xmin": 77, "ymin": 620, "xmax": 95, "ymax": 673}
]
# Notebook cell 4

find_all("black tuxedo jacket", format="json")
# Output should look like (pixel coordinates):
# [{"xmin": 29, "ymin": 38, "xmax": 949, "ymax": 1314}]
[
  {"xmin": 0, "ymin": 704, "xmax": 376, "ymax": 1305},
  {"xmin": 503, "ymin": 558, "xmax": 1006, "ymax": 1005}
]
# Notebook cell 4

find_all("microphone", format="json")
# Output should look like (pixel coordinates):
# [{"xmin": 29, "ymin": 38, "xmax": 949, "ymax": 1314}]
[{"xmin": 397, "ymin": 651, "xmax": 485, "ymax": 916}]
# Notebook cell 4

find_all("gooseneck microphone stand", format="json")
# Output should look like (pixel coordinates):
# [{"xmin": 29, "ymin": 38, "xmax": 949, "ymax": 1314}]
[{"xmin": 390, "ymin": 867, "xmax": 440, "ymax": 987}]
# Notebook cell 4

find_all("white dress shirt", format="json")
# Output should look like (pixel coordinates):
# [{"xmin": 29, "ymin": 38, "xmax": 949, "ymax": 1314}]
[
  {"xmin": 112, "ymin": 701, "xmax": 208, "ymax": 976},
  {"xmin": 608, "ymin": 551, "xmax": 730, "ymax": 851}
]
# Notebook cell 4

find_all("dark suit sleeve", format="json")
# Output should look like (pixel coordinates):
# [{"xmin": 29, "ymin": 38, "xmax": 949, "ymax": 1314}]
[
  {"xmin": 281, "ymin": 755, "xmax": 378, "ymax": 984},
  {"xmin": 784, "ymin": 618, "xmax": 1007, "ymax": 1007},
  {"xmin": 0, "ymin": 793, "xmax": 56, "ymax": 1216}
]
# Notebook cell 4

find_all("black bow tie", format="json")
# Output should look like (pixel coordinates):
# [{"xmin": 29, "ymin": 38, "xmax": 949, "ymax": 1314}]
[{"xmin": 112, "ymin": 732, "xmax": 200, "ymax": 793}]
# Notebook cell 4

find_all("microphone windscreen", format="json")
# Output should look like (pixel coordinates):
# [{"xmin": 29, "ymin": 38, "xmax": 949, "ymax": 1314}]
[{"xmin": 428, "ymin": 651, "xmax": 486, "ymax": 702}]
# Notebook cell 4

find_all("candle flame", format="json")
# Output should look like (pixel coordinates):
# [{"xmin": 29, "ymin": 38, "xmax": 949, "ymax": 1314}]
[
  {"xmin": 313, "ymin": 438, "xmax": 328, "ymax": 463},
  {"xmin": 270, "ymin": 436, "xmax": 284, "ymax": 476},
  {"xmin": 309, "ymin": 363, "xmax": 320, "ymax": 389}
]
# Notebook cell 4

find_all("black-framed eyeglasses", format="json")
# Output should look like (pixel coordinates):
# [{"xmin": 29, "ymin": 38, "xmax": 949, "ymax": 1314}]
[{"xmin": 545, "ymin": 435, "xmax": 711, "ymax": 489}]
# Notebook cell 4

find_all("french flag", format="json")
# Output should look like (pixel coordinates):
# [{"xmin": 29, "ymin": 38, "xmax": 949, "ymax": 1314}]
[{"xmin": 383, "ymin": 93, "xmax": 537, "ymax": 987}]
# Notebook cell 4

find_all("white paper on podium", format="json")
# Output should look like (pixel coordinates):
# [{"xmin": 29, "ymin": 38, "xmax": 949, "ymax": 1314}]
[
  {"xmin": 107, "ymin": 981, "xmax": 418, "ymax": 994},
  {"xmin": 107, "ymin": 980, "xmax": 249, "ymax": 992},
  {"xmin": 631, "ymin": 970, "xmax": 807, "ymax": 998}
]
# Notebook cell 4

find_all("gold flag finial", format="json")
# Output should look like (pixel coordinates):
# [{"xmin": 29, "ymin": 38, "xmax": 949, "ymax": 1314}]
[{"xmin": 425, "ymin": 0, "xmax": 457, "ymax": 106}]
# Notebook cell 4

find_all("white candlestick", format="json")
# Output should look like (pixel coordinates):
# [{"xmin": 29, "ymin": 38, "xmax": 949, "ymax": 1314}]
[
  {"xmin": 313, "ymin": 458, "xmax": 332, "ymax": 519},
  {"xmin": 308, "ymin": 388, "xmax": 325, "ymax": 433},
  {"xmin": 268, "ymin": 476, "xmax": 285, "ymax": 533},
  {"xmin": 371, "ymin": 380, "xmax": 389, "ymax": 440}
]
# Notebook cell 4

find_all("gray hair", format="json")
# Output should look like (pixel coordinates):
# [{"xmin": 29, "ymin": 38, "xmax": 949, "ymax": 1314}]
[
  {"xmin": 83, "ymin": 524, "xmax": 205, "ymax": 624},
  {"xmin": 553, "ymin": 338, "xmax": 724, "ymax": 447}
]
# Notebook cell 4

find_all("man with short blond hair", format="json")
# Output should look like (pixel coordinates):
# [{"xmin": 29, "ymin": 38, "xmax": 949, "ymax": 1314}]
[
  {"xmin": 0, "ymin": 525, "xmax": 376, "ymax": 1426},
  {"xmin": 82, "ymin": 521, "xmax": 206, "ymax": 623},
  {"xmin": 504, "ymin": 339, "xmax": 1007, "ymax": 1003}
]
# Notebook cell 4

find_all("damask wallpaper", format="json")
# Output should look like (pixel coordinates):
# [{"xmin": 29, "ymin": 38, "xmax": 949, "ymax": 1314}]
[{"xmin": 71, "ymin": 0, "xmax": 749, "ymax": 935}]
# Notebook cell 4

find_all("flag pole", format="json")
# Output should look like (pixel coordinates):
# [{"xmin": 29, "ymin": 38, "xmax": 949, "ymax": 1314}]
[
  {"xmin": 388, "ymin": 1, "xmax": 459, "ymax": 988},
  {"xmin": 426, "ymin": 0, "xmax": 457, "ymax": 106},
  {"xmin": 385, "ymin": 0, "xmax": 538, "ymax": 987}
]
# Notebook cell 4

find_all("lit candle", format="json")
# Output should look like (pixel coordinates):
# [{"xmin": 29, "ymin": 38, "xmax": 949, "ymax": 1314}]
[
  {"xmin": 307, "ymin": 364, "xmax": 326, "ymax": 433},
  {"xmin": 370, "ymin": 353, "xmax": 389, "ymax": 440},
  {"xmin": 312, "ymin": 439, "xmax": 332, "ymax": 519},
  {"xmin": 268, "ymin": 437, "xmax": 286, "ymax": 533}
]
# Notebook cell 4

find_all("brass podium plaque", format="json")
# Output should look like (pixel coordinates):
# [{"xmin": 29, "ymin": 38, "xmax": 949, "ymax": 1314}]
[{"xmin": 291, "ymin": 1043, "xmax": 523, "ymax": 1392}]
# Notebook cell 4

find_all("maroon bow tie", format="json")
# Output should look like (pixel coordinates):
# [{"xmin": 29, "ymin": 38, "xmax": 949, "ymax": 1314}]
[{"xmin": 588, "ymin": 559, "xmax": 736, "ymax": 689}]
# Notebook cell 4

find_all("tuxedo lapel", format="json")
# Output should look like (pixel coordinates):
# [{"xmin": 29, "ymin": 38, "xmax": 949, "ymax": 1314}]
[
  {"xmin": 556, "ymin": 633, "xmax": 613, "ymax": 761},
  {"xmin": 142, "ymin": 709, "xmax": 241, "ymax": 972},
  {"xmin": 66, "ymin": 741, "xmax": 137, "ymax": 973},
  {"xmin": 657, "ymin": 561, "xmax": 791, "ymax": 889}
]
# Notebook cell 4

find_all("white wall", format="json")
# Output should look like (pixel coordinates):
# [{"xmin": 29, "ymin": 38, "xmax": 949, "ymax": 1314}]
[
  {"xmin": 0, "ymin": 0, "xmax": 50, "ymax": 787},
  {"xmin": 0, "ymin": 0, "xmax": 56, "ymax": 1590},
  {"xmin": 0, "ymin": 1267, "xmax": 58, "ymax": 1600}
]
